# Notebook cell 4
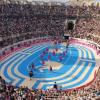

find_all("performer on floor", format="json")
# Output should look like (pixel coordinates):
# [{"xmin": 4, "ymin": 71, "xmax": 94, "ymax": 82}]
[
  {"xmin": 53, "ymin": 51, "xmax": 55, "ymax": 56},
  {"xmin": 29, "ymin": 70, "xmax": 33, "ymax": 80},
  {"xmin": 59, "ymin": 56, "xmax": 62, "ymax": 61},
  {"xmin": 53, "ymin": 82, "xmax": 58, "ymax": 90},
  {"xmin": 40, "ymin": 54, "xmax": 43, "ymax": 60},
  {"xmin": 48, "ymin": 55, "xmax": 51, "ymax": 60},
  {"xmin": 63, "ymin": 51, "xmax": 66, "ymax": 56},
  {"xmin": 42, "ymin": 60, "xmax": 45, "ymax": 65},
  {"xmin": 55, "ymin": 48, "xmax": 58, "ymax": 52},
  {"xmin": 32, "ymin": 63, "xmax": 35, "ymax": 70},
  {"xmin": 49, "ymin": 65, "xmax": 53, "ymax": 71},
  {"xmin": 46, "ymin": 48, "xmax": 49, "ymax": 52}
]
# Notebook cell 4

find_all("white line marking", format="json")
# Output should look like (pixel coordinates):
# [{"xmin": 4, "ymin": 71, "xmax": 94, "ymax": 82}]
[{"xmin": 80, "ymin": 58, "xmax": 96, "ymax": 63}]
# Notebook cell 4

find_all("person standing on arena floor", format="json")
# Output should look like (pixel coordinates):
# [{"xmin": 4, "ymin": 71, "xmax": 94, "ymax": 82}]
[
  {"xmin": 49, "ymin": 65, "xmax": 52, "ymax": 72},
  {"xmin": 53, "ymin": 82, "xmax": 58, "ymax": 90},
  {"xmin": 29, "ymin": 70, "xmax": 33, "ymax": 80}
]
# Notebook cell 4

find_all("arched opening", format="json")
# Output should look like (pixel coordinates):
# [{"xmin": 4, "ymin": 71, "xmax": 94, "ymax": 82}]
[{"xmin": 67, "ymin": 21, "xmax": 74, "ymax": 30}]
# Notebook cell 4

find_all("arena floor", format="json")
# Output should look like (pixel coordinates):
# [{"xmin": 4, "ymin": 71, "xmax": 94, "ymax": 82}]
[{"xmin": 0, "ymin": 42, "xmax": 99, "ymax": 90}]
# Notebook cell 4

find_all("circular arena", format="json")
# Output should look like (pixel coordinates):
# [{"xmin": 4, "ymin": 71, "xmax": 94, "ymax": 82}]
[
  {"xmin": 0, "ymin": 0, "xmax": 100, "ymax": 99},
  {"xmin": 0, "ymin": 37, "xmax": 99, "ymax": 91}
]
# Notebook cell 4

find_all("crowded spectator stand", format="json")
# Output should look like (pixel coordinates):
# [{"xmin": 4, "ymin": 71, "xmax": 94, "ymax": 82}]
[{"xmin": 0, "ymin": 0, "xmax": 100, "ymax": 99}]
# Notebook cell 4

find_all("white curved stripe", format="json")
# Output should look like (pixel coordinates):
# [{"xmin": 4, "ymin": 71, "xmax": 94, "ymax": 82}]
[
  {"xmin": 7, "ymin": 55, "xmax": 25, "ymax": 85},
  {"xmin": 27, "ymin": 45, "xmax": 49, "ymax": 53},
  {"xmin": 22, "ymin": 42, "xmax": 49, "ymax": 52},
  {"xmin": 23, "ymin": 45, "xmax": 42, "ymax": 52},
  {"xmin": 23, "ymin": 44, "xmax": 46, "ymax": 53},
  {"xmin": 87, "ymin": 48, "xmax": 92, "ymax": 59},
  {"xmin": 82, "ymin": 48, "xmax": 87, "ymax": 59},
  {"xmin": 80, "ymin": 59, "xmax": 96, "ymax": 63},
  {"xmin": 0, "ymin": 54, "xmax": 21, "ymax": 82},
  {"xmin": 24, "ymin": 43, "xmax": 49, "ymax": 53},
  {"xmin": 1, "ymin": 53, "xmax": 22, "ymax": 63},
  {"xmin": 18, "ymin": 52, "xmax": 31, "ymax": 55},
  {"xmin": 20, "ymin": 44, "xmax": 49, "ymax": 54},
  {"xmin": 47, "ymin": 63, "xmax": 93, "ymax": 89}
]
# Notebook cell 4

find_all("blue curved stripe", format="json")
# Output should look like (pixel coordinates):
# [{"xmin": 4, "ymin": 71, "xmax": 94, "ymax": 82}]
[
  {"xmin": 1, "ymin": 54, "xmax": 22, "ymax": 82},
  {"xmin": 0, "ymin": 53, "xmax": 21, "ymax": 65}
]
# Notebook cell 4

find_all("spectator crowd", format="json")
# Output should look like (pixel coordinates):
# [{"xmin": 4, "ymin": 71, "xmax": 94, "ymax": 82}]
[
  {"xmin": 0, "ymin": 1, "xmax": 100, "ymax": 47},
  {"xmin": 71, "ymin": 18, "xmax": 100, "ymax": 46},
  {"xmin": 0, "ymin": 70, "xmax": 100, "ymax": 100},
  {"xmin": 0, "ymin": 1, "xmax": 100, "ymax": 100},
  {"xmin": 0, "ymin": 2, "xmax": 66, "ymax": 47}
]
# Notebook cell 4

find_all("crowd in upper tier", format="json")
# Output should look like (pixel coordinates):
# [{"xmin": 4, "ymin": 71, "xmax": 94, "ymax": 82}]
[
  {"xmin": 0, "ymin": 2, "xmax": 100, "ymax": 47},
  {"xmin": 71, "ymin": 17, "xmax": 100, "ymax": 45}
]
